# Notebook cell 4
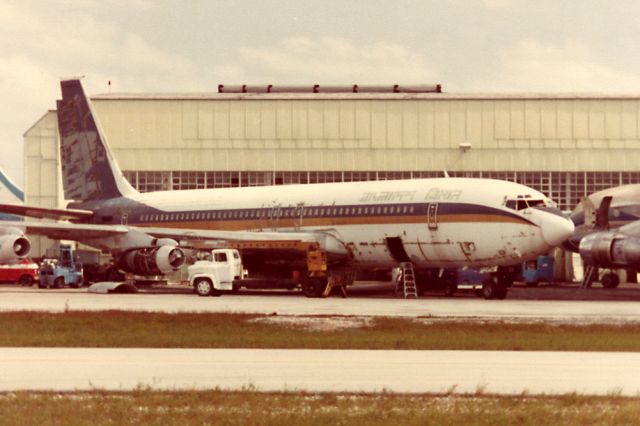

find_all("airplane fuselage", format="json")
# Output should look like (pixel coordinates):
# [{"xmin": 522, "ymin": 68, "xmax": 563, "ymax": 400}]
[{"xmin": 72, "ymin": 177, "xmax": 568, "ymax": 269}]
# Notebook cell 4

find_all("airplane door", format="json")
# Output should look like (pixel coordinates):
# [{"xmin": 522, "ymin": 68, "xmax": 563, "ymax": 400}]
[
  {"xmin": 427, "ymin": 203, "xmax": 438, "ymax": 230},
  {"xmin": 268, "ymin": 206, "xmax": 281, "ymax": 229}
]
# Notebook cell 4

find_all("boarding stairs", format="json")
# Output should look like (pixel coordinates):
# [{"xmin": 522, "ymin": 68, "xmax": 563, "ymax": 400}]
[{"xmin": 396, "ymin": 262, "xmax": 418, "ymax": 299}]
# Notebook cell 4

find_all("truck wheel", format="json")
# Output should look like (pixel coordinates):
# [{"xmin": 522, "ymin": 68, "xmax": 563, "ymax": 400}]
[
  {"xmin": 302, "ymin": 278, "xmax": 326, "ymax": 298},
  {"xmin": 602, "ymin": 273, "xmax": 620, "ymax": 289},
  {"xmin": 194, "ymin": 278, "xmax": 213, "ymax": 297},
  {"xmin": 70, "ymin": 277, "xmax": 83, "ymax": 288},
  {"xmin": 53, "ymin": 277, "xmax": 65, "ymax": 289},
  {"xmin": 19, "ymin": 275, "xmax": 33, "ymax": 286}
]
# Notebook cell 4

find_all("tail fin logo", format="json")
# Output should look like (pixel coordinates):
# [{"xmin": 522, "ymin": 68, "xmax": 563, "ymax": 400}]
[{"xmin": 57, "ymin": 79, "xmax": 135, "ymax": 201}]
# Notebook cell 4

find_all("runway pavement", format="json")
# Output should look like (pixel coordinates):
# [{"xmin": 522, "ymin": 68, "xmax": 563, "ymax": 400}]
[
  {"xmin": 1, "ymin": 287, "xmax": 640, "ymax": 323},
  {"xmin": 2, "ymin": 288, "xmax": 640, "ymax": 397},
  {"xmin": 1, "ymin": 348, "xmax": 639, "ymax": 395}
]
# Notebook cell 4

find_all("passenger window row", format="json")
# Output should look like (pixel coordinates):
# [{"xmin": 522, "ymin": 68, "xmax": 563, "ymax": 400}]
[{"xmin": 137, "ymin": 204, "xmax": 417, "ymax": 223}]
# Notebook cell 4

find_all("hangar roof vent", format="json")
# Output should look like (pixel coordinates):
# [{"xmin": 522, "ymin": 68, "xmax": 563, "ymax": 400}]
[{"xmin": 217, "ymin": 84, "xmax": 442, "ymax": 94}]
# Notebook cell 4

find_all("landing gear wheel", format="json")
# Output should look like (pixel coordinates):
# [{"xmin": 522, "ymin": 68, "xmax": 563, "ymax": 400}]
[
  {"xmin": 601, "ymin": 273, "xmax": 620, "ymax": 289},
  {"xmin": 194, "ymin": 278, "xmax": 213, "ymax": 297},
  {"xmin": 302, "ymin": 278, "xmax": 327, "ymax": 298},
  {"xmin": 482, "ymin": 278, "xmax": 508, "ymax": 300},
  {"xmin": 495, "ymin": 284, "xmax": 508, "ymax": 300},
  {"xmin": 53, "ymin": 277, "xmax": 65, "ymax": 289},
  {"xmin": 497, "ymin": 266, "xmax": 516, "ymax": 288},
  {"xmin": 18, "ymin": 275, "xmax": 33, "ymax": 286}
]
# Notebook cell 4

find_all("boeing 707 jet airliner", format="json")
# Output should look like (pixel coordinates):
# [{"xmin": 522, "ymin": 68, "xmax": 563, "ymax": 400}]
[{"xmin": 0, "ymin": 79, "xmax": 573, "ymax": 298}]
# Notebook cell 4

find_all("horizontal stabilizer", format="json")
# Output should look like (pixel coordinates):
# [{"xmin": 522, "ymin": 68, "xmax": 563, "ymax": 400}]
[{"xmin": 0, "ymin": 203, "xmax": 94, "ymax": 221}]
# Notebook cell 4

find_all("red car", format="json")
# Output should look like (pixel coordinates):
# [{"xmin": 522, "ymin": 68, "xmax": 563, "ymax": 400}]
[{"xmin": 0, "ymin": 258, "xmax": 39, "ymax": 285}]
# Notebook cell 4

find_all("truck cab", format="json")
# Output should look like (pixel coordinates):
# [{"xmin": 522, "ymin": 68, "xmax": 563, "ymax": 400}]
[{"xmin": 188, "ymin": 249, "xmax": 243, "ymax": 296}]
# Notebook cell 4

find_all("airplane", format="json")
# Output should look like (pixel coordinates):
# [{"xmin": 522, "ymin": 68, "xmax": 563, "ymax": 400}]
[
  {"xmin": 0, "ymin": 78, "xmax": 574, "ymax": 298},
  {"xmin": 565, "ymin": 184, "xmax": 640, "ymax": 288}
]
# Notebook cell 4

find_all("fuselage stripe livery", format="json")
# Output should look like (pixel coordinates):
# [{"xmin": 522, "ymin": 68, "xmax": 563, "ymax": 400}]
[{"xmin": 111, "ymin": 202, "xmax": 537, "ymax": 229}]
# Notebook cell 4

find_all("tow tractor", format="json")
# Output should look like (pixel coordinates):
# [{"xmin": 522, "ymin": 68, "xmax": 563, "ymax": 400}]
[{"xmin": 39, "ymin": 244, "xmax": 84, "ymax": 288}]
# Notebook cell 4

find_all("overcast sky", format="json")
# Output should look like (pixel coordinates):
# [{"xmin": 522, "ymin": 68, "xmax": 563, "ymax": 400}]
[{"xmin": 2, "ymin": 0, "xmax": 640, "ymax": 187}]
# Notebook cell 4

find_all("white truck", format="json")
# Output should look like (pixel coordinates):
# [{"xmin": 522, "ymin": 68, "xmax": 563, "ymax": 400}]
[
  {"xmin": 188, "ymin": 249, "xmax": 244, "ymax": 296},
  {"xmin": 189, "ymin": 248, "xmax": 302, "ymax": 296},
  {"xmin": 188, "ymin": 247, "xmax": 345, "ymax": 297}
]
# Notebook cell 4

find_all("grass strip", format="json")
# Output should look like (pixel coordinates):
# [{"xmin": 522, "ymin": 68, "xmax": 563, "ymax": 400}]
[
  {"xmin": 0, "ymin": 311, "xmax": 640, "ymax": 351},
  {"xmin": 1, "ymin": 390, "xmax": 640, "ymax": 425}
]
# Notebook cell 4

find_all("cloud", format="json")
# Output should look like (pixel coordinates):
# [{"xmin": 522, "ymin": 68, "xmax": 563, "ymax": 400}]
[
  {"xmin": 210, "ymin": 37, "xmax": 439, "ymax": 85},
  {"xmin": 485, "ymin": 38, "xmax": 640, "ymax": 92},
  {"xmin": 0, "ymin": 2, "xmax": 201, "ymax": 185}
]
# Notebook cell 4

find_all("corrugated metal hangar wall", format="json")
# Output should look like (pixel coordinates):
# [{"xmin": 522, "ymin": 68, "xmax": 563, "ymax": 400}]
[{"xmin": 24, "ymin": 87, "xmax": 640, "ymax": 255}]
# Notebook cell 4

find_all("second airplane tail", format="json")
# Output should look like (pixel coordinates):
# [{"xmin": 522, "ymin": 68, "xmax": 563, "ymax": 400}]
[{"xmin": 56, "ymin": 79, "xmax": 137, "ymax": 202}]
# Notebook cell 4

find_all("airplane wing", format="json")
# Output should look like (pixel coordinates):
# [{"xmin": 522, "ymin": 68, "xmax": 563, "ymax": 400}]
[
  {"xmin": 0, "ymin": 220, "xmax": 128, "ymax": 240},
  {"xmin": 0, "ymin": 204, "xmax": 94, "ymax": 221},
  {"xmin": 138, "ymin": 226, "xmax": 349, "ymax": 256},
  {"xmin": 141, "ymin": 226, "xmax": 327, "ymax": 244},
  {"xmin": 0, "ymin": 220, "xmax": 349, "ymax": 258}
]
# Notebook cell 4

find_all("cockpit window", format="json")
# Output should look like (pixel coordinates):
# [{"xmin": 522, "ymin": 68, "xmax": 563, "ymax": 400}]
[{"xmin": 505, "ymin": 197, "xmax": 547, "ymax": 210}]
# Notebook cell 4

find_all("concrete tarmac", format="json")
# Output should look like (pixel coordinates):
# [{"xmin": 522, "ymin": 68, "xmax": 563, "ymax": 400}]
[
  {"xmin": 1, "ymin": 348, "xmax": 639, "ymax": 395},
  {"xmin": 1, "ymin": 288, "xmax": 640, "ymax": 323}
]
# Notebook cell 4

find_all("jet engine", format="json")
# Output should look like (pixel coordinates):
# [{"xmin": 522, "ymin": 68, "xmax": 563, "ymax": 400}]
[
  {"xmin": 117, "ymin": 245, "xmax": 186, "ymax": 275},
  {"xmin": 0, "ymin": 233, "xmax": 31, "ymax": 263},
  {"xmin": 579, "ymin": 232, "xmax": 640, "ymax": 268}
]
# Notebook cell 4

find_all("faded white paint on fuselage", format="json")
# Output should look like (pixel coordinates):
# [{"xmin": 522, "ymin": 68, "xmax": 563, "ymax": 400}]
[{"xmin": 128, "ymin": 177, "xmax": 560, "ymax": 269}]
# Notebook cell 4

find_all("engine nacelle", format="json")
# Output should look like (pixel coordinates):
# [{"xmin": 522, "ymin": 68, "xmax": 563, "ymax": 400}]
[
  {"xmin": 0, "ymin": 234, "xmax": 31, "ymax": 263},
  {"xmin": 579, "ymin": 232, "xmax": 640, "ymax": 268},
  {"xmin": 117, "ymin": 245, "xmax": 186, "ymax": 275}
]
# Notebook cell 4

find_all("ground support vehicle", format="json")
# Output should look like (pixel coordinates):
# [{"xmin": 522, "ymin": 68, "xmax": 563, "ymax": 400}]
[
  {"xmin": 522, "ymin": 255, "xmax": 555, "ymax": 287},
  {"xmin": 38, "ymin": 245, "xmax": 83, "ymax": 288},
  {"xmin": 0, "ymin": 258, "xmax": 38, "ymax": 285},
  {"xmin": 189, "ymin": 245, "xmax": 351, "ymax": 298},
  {"xmin": 411, "ymin": 264, "xmax": 518, "ymax": 300},
  {"xmin": 403, "ymin": 267, "xmax": 484, "ymax": 298}
]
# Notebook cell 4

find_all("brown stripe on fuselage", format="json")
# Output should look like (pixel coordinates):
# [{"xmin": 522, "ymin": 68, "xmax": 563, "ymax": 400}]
[{"xmin": 134, "ymin": 212, "xmax": 537, "ymax": 231}]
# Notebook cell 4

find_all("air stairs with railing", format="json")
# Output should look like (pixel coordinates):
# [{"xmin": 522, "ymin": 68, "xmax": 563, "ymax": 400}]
[{"xmin": 396, "ymin": 262, "xmax": 418, "ymax": 299}]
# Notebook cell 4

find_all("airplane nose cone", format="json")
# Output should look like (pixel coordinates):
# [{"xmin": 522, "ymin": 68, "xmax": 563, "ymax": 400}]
[{"xmin": 541, "ymin": 212, "xmax": 575, "ymax": 247}]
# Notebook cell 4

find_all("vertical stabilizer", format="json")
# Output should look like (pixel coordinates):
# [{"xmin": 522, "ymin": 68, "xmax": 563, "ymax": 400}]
[
  {"xmin": 56, "ymin": 78, "xmax": 137, "ymax": 201},
  {"xmin": 0, "ymin": 168, "xmax": 23, "ymax": 204},
  {"xmin": 0, "ymin": 168, "xmax": 24, "ymax": 221}
]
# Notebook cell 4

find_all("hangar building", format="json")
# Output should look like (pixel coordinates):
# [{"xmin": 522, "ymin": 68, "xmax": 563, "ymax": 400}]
[{"xmin": 24, "ymin": 84, "xmax": 640, "ymax": 255}]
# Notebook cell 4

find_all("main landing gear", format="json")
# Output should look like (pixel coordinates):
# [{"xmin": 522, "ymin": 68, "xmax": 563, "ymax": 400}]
[{"xmin": 482, "ymin": 265, "xmax": 517, "ymax": 300}]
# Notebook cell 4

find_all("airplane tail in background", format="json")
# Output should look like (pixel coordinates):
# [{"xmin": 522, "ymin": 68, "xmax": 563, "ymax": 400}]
[
  {"xmin": 0, "ymin": 168, "xmax": 23, "ymax": 205},
  {"xmin": 56, "ymin": 78, "xmax": 137, "ymax": 202},
  {"xmin": 0, "ymin": 168, "xmax": 24, "ymax": 221}
]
